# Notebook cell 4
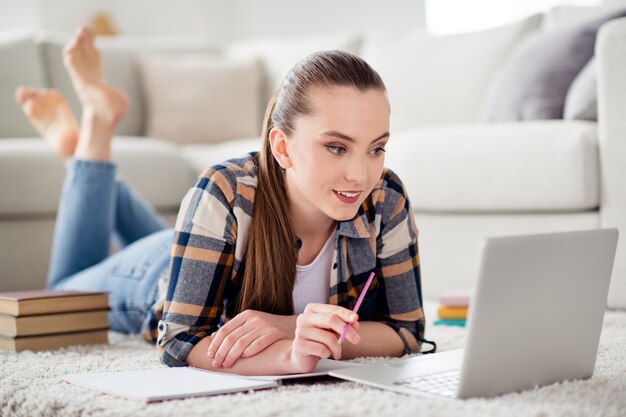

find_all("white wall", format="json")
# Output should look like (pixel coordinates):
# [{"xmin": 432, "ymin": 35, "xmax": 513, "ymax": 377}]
[
  {"xmin": 425, "ymin": 0, "xmax": 605, "ymax": 35},
  {"xmin": 0, "ymin": 0, "xmax": 425, "ymax": 40},
  {"xmin": 0, "ymin": 0, "xmax": 38, "ymax": 31}
]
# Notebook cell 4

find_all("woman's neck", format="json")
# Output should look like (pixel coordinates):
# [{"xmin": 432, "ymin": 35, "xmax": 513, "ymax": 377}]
[
  {"xmin": 286, "ymin": 180, "xmax": 336, "ymax": 240},
  {"xmin": 291, "ymin": 205, "xmax": 336, "ymax": 241}
]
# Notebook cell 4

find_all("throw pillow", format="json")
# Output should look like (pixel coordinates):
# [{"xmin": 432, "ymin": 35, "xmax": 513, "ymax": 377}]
[
  {"xmin": 563, "ymin": 57, "xmax": 597, "ymax": 121},
  {"xmin": 138, "ymin": 52, "xmax": 263, "ymax": 144},
  {"xmin": 360, "ymin": 14, "xmax": 543, "ymax": 130},
  {"xmin": 479, "ymin": 8, "xmax": 626, "ymax": 121}
]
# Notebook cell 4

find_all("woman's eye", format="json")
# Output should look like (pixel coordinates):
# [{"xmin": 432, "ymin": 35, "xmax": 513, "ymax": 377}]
[
  {"xmin": 326, "ymin": 145, "xmax": 346, "ymax": 155},
  {"xmin": 372, "ymin": 147, "xmax": 386, "ymax": 156}
]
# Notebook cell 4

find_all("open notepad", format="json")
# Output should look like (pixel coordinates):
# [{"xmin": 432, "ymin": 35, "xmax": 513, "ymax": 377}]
[{"xmin": 63, "ymin": 359, "xmax": 362, "ymax": 402}]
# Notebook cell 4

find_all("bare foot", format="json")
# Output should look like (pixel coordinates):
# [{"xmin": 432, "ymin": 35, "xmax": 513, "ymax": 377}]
[
  {"xmin": 62, "ymin": 26, "xmax": 128, "ymax": 126},
  {"xmin": 15, "ymin": 87, "xmax": 78, "ymax": 160}
]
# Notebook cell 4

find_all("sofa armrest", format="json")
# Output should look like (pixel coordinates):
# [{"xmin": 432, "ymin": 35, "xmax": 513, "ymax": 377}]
[{"xmin": 597, "ymin": 17, "xmax": 626, "ymax": 309}]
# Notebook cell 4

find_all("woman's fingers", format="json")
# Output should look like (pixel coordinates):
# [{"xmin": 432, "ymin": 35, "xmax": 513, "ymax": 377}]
[
  {"xmin": 295, "ymin": 326, "xmax": 342, "ymax": 360},
  {"xmin": 207, "ymin": 314, "xmax": 245, "ymax": 358},
  {"xmin": 211, "ymin": 325, "xmax": 255, "ymax": 367},
  {"xmin": 306, "ymin": 303, "xmax": 358, "ymax": 324},
  {"xmin": 241, "ymin": 333, "xmax": 276, "ymax": 358},
  {"xmin": 220, "ymin": 329, "xmax": 270, "ymax": 368},
  {"xmin": 300, "ymin": 307, "xmax": 360, "ymax": 344}
]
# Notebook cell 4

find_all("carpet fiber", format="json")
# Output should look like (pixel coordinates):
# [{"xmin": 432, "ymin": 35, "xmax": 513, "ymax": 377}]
[{"xmin": 1, "ymin": 301, "xmax": 625, "ymax": 417}]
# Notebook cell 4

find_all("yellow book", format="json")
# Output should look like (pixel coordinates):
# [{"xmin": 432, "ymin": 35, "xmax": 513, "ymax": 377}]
[{"xmin": 437, "ymin": 306, "xmax": 468, "ymax": 319}]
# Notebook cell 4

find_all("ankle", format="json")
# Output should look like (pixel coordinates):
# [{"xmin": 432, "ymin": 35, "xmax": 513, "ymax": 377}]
[{"xmin": 74, "ymin": 109, "xmax": 113, "ymax": 162}]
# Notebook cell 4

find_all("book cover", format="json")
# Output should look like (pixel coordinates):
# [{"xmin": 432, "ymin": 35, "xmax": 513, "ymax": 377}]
[
  {"xmin": 439, "ymin": 294, "xmax": 471, "ymax": 307},
  {"xmin": 0, "ymin": 309, "xmax": 109, "ymax": 337},
  {"xmin": 0, "ymin": 290, "xmax": 108, "ymax": 316},
  {"xmin": 434, "ymin": 318, "xmax": 466, "ymax": 327},
  {"xmin": 0, "ymin": 329, "xmax": 109, "ymax": 352}
]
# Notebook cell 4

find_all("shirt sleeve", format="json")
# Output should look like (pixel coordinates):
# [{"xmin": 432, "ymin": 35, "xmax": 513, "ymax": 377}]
[
  {"xmin": 157, "ymin": 168, "xmax": 237, "ymax": 367},
  {"xmin": 374, "ymin": 169, "xmax": 426, "ymax": 354}
]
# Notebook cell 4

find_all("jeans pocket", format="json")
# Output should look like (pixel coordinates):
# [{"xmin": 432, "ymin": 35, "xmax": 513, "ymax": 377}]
[
  {"xmin": 112, "ymin": 263, "xmax": 147, "ymax": 280},
  {"xmin": 111, "ymin": 238, "xmax": 170, "ymax": 280}
]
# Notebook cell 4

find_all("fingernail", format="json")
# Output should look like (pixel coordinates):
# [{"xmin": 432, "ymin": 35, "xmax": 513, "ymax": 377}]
[
  {"xmin": 350, "ymin": 314, "xmax": 357, "ymax": 321},
  {"xmin": 212, "ymin": 360, "xmax": 220, "ymax": 368},
  {"xmin": 222, "ymin": 361, "xmax": 230, "ymax": 368},
  {"xmin": 207, "ymin": 350, "xmax": 214, "ymax": 358}
]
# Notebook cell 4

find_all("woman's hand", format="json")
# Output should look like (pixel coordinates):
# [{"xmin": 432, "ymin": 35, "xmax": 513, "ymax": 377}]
[
  {"xmin": 288, "ymin": 303, "xmax": 361, "ymax": 374},
  {"xmin": 207, "ymin": 310, "xmax": 297, "ymax": 368}
]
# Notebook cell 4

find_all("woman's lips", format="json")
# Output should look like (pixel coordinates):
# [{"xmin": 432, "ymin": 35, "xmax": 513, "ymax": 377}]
[{"xmin": 333, "ymin": 190, "xmax": 361, "ymax": 204}]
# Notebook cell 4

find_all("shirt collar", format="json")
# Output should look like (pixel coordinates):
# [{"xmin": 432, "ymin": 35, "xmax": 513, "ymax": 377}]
[{"xmin": 337, "ymin": 204, "xmax": 372, "ymax": 239}]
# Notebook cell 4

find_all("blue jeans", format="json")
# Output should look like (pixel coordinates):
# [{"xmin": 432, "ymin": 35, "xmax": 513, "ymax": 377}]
[{"xmin": 47, "ymin": 158, "xmax": 174, "ymax": 334}]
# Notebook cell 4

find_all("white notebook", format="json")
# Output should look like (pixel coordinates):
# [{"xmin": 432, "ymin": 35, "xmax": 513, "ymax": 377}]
[
  {"xmin": 63, "ymin": 367, "xmax": 278, "ymax": 402},
  {"xmin": 63, "ymin": 359, "xmax": 362, "ymax": 402}
]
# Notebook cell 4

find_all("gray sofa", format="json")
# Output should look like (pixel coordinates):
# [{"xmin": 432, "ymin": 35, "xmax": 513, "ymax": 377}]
[{"xmin": 1, "ymin": 7, "xmax": 625, "ymax": 309}]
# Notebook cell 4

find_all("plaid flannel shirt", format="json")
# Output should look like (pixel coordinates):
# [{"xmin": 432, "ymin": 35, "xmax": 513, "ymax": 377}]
[{"xmin": 143, "ymin": 152, "xmax": 426, "ymax": 367}]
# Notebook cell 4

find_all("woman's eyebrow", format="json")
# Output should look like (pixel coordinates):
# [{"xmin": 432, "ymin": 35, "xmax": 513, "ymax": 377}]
[{"xmin": 319, "ymin": 130, "xmax": 390, "ymax": 144}]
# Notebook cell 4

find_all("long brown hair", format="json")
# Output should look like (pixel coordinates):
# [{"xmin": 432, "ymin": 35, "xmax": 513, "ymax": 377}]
[{"xmin": 237, "ymin": 49, "xmax": 387, "ymax": 315}]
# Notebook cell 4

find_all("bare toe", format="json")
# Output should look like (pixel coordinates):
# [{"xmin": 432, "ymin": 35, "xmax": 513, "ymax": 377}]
[
  {"xmin": 61, "ymin": 26, "xmax": 127, "ymax": 127},
  {"xmin": 15, "ymin": 86, "xmax": 36, "ymax": 105},
  {"xmin": 63, "ymin": 25, "xmax": 102, "ymax": 85},
  {"xmin": 15, "ymin": 87, "xmax": 78, "ymax": 159}
]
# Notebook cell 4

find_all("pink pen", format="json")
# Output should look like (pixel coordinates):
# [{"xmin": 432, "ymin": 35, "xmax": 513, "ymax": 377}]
[{"xmin": 337, "ymin": 271, "xmax": 375, "ymax": 345}]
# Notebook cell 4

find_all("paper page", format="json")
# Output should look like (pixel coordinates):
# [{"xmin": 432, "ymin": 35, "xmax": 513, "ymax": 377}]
[{"xmin": 63, "ymin": 367, "xmax": 278, "ymax": 402}]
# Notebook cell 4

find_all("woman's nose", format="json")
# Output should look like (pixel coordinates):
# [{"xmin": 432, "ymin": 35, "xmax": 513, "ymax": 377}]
[{"xmin": 344, "ymin": 156, "xmax": 367, "ymax": 184}]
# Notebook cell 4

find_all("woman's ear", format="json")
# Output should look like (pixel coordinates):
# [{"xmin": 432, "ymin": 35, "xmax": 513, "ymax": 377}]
[{"xmin": 268, "ymin": 127, "xmax": 292, "ymax": 169}]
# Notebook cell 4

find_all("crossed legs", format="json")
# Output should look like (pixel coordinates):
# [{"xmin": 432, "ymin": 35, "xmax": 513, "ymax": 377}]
[{"xmin": 15, "ymin": 27, "xmax": 171, "ymax": 333}]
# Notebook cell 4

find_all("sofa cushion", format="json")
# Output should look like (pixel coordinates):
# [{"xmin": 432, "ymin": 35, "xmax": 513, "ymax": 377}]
[
  {"xmin": 36, "ymin": 30, "xmax": 219, "ymax": 137},
  {"xmin": 384, "ymin": 121, "xmax": 599, "ymax": 212},
  {"xmin": 480, "ymin": 8, "xmax": 626, "ymax": 122},
  {"xmin": 224, "ymin": 31, "xmax": 361, "ymax": 111},
  {"xmin": 0, "ymin": 29, "xmax": 47, "ymax": 138},
  {"xmin": 138, "ymin": 52, "xmax": 263, "ymax": 144},
  {"xmin": 359, "ymin": 14, "xmax": 542, "ymax": 132},
  {"xmin": 564, "ymin": 58, "xmax": 597, "ymax": 121},
  {"xmin": 0, "ymin": 137, "xmax": 197, "ymax": 216}
]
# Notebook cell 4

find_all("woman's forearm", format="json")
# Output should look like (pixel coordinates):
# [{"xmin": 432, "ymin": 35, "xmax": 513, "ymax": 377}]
[
  {"xmin": 187, "ymin": 318, "xmax": 405, "ymax": 374},
  {"xmin": 339, "ymin": 321, "xmax": 405, "ymax": 359},
  {"xmin": 187, "ymin": 336, "xmax": 294, "ymax": 375}
]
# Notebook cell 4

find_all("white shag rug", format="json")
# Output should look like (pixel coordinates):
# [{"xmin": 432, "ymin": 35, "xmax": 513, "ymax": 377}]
[{"xmin": 1, "ymin": 300, "xmax": 625, "ymax": 417}]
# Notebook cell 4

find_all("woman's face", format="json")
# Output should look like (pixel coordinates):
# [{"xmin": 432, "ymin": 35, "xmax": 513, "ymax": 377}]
[{"xmin": 274, "ymin": 86, "xmax": 390, "ymax": 223}]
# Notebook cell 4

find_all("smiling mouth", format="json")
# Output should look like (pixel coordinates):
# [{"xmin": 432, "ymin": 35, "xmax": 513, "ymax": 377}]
[
  {"xmin": 334, "ymin": 190, "xmax": 361, "ymax": 198},
  {"xmin": 333, "ymin": 190, "xmax": 362, "ymax": 203}
]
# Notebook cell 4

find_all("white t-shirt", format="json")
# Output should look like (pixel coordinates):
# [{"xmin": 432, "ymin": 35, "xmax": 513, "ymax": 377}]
[{"xmin": 292, "ymin": 229, "xmax": 337, "ymax": 314}]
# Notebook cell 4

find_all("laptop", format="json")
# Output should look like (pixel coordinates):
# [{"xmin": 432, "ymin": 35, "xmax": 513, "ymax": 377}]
[{"xmin": 329, "ymin": 228, "xmax": 619, "ymax": 399}]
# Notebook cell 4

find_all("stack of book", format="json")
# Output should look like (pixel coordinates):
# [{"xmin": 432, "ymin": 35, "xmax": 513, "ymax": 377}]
[
  {"xmin": 434, "ymin": 295, "xmax": 470, "ymax": 327},
  {"xmin": 0, "ymin": 290, "xmax": 109, "ymax": 352}
]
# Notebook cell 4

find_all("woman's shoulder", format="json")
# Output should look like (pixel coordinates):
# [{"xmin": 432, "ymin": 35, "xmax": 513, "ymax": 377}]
[
  {"xmin": 195, "ymin": 151, "xmax": 259, "ymax": 196},
  {"xmin": 370, "ymin": 167, "xmax": 410, "ymax": 203}
]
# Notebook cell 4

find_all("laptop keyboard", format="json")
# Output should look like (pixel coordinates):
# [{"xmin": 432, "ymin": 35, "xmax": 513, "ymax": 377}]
[{"xmin": 393, "ymin": 370, "xmax": 460, "ymax": 398}]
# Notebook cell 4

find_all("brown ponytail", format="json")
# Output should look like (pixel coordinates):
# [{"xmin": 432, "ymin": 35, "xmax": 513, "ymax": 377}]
[
  {"xmin": 237, "ymin": 50, "xmax": 387, "ymax": 315},
  {"xmin": 236, "ymin": 94, "xmax": 297, "ymax": 314}
]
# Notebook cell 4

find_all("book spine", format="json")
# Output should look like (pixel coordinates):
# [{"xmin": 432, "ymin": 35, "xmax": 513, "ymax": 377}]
[{"xmin": 437, "ymin": 306, "xmax": 468, "ymax": 319}]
